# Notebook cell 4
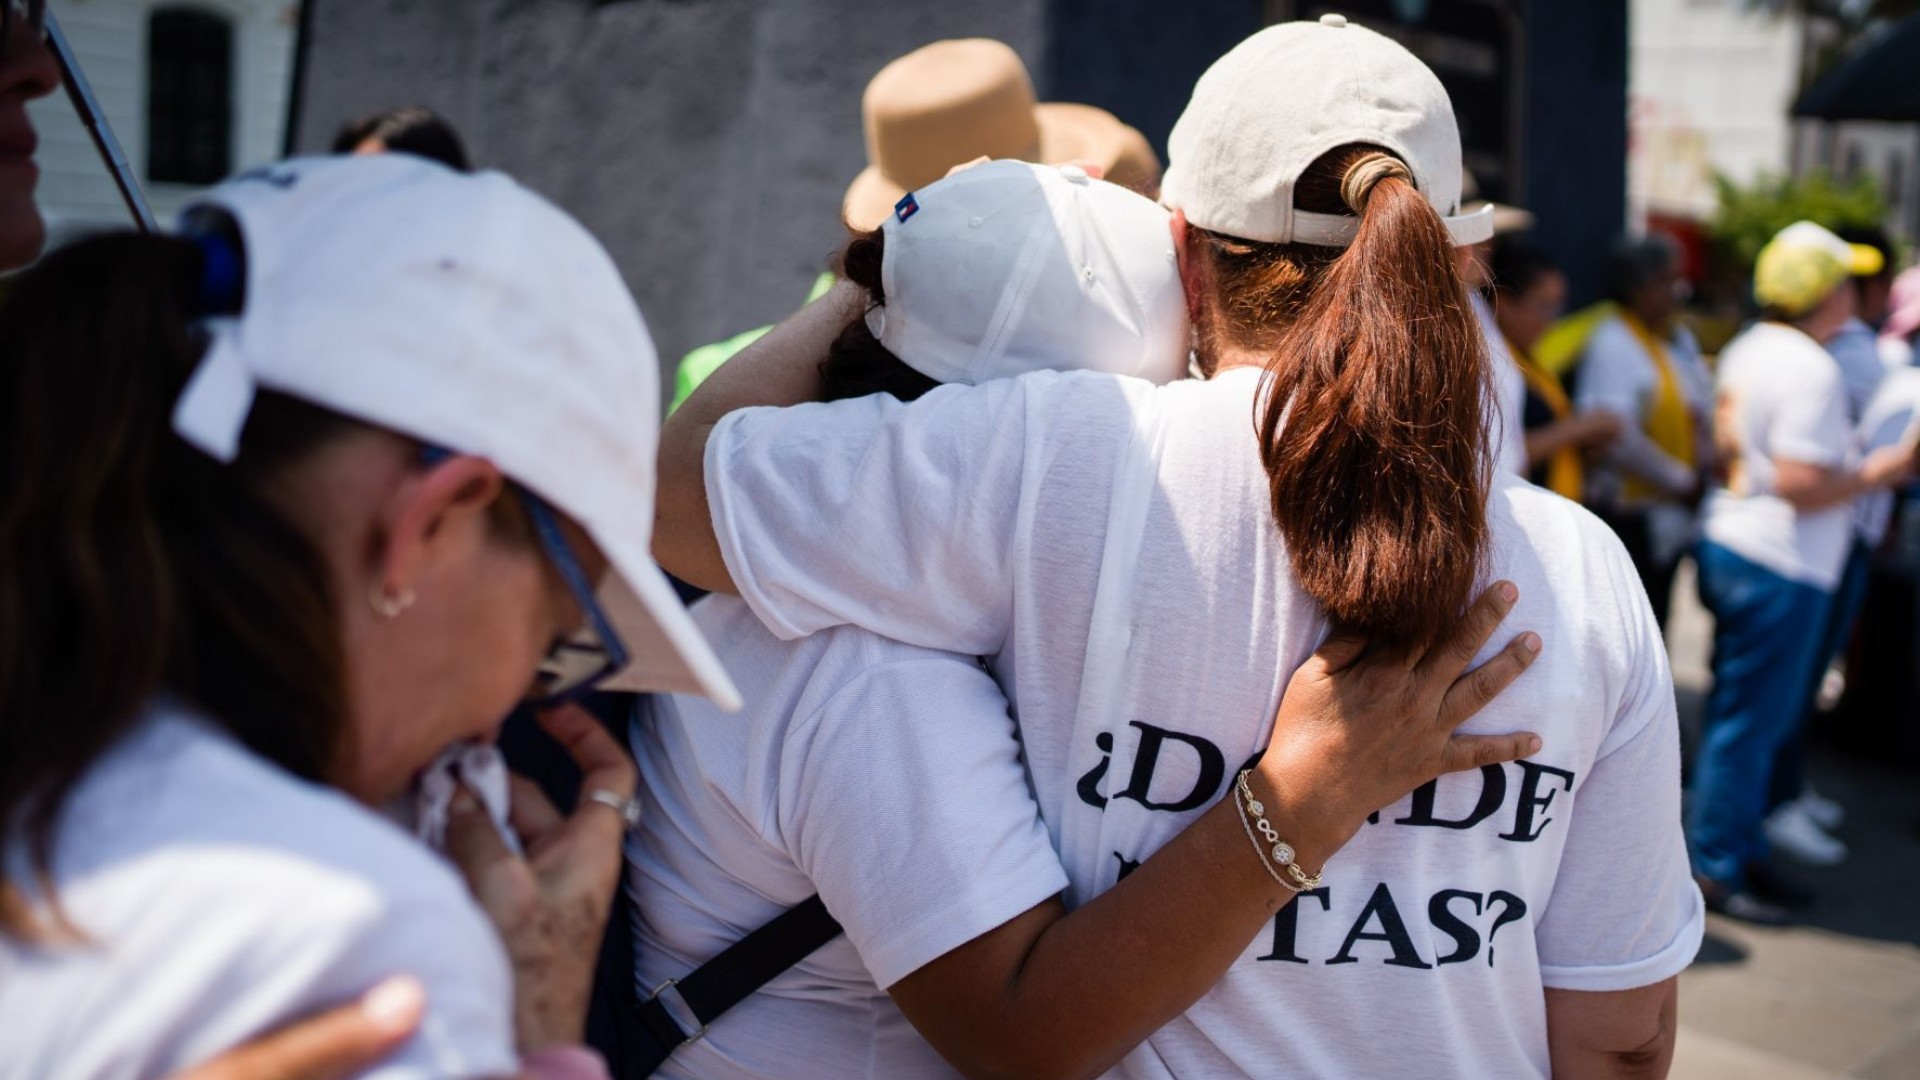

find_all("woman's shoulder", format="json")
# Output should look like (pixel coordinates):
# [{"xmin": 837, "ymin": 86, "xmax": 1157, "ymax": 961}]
[
  {"xmin": 1486, "ymin": 473, "xmax": 1643, "ymax": 601},
  {"xmin": 4, "ymin": 708, "xmax": 517, "ymax": 1078},
  {"xmin": 52, "ymin": 708, "xmax": 499, "ymax": 951}
]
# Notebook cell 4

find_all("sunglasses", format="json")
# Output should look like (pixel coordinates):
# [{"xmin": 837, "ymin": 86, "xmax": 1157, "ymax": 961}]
[
  {"xmin": 0, "ymin": 0, "xmax": 44, "ymax": 50},
  {"xmin": 419, "ymin": 447, "xmax": 631, "ymax": 707}
]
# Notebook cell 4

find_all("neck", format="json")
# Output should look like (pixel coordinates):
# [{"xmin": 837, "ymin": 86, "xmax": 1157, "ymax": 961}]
[{"xmin": 1207, "ymin": 343, "xmax": 1270, "ymax": 376}]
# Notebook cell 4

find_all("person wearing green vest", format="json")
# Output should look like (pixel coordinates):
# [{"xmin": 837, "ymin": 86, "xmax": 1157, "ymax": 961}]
[{"xmin": 671, "ymin": 38, "xmax": 1161, "ymax": 413}]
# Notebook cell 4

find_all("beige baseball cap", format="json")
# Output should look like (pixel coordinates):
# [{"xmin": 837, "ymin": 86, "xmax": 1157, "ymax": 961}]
[{"xmin": 1160, "ymin": 15, "xmax": 1492, "ymax": 248}]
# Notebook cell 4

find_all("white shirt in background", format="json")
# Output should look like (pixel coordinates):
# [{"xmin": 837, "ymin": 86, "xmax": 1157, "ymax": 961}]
[
  {"xmin": 705, "ymin": 366, "xmax": 1702, "ymax": 1078},
  {"xmin": 1576, "ymin": 313, "xmax": 1711, "ymax": 505},
  {"xmin": 1473, "ymin": 290, "xmax": 1529, "ymax": 477},
  {"xmin": 1825, "ymin": 316, "xmax": 1888, "ymax": 423},
  {"xmin": 1701, "ymin": 321, "xmax": 1856, "ymax": 591},
  {"xmin": 1855, "ymin": 367, "xmax": 1920, "ymax": 548},
  {"xmin": 628, "ymin": 596, "xmax": 1069, "ymax": 1080},
  {"xmin": 0, "ymin": 704, "xmax": 518, "ymax": 1080}
]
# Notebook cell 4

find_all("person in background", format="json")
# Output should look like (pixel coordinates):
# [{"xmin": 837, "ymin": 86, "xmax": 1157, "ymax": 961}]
[
  {"xmin": 332, "ymin": 104, "xmax": 473, "ymax": 172},
  {"xmin": 669, "ymin": 37, "xmax": 1161, "ymax": 413},
  {"xmin": 1457, "ymin": 172, "xmax": 1529, "ymax": 478},
  {"xmin": 0, "ymin": 155, "xmax": 737, "ymax": 1078},
  {"xmin": 0, "ymin": 0, "xmax": 57, "ymax": 270},
  {"xmin": 1576, "ymin": 234, "xmax": 1714, "ymax": 627},
  {"xmin": 1489, "ymin": 238, "xmax": 1623, "ymax": 499},
  {"xmin": 1878, "ymin": 266, "xmax": 1920, "ymax": 368},
  {"xmin": 1763, "ymin": 226, "xmax": 1894, "ymax": 869},
  {"xmin": 1689, "ymin": 222, "xmax": 1914, "ymax": 924}
]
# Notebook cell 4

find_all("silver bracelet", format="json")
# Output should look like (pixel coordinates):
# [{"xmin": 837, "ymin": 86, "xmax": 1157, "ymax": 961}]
[
  {"xmin": 1235, "ymin": 769, "xmax": 1324, "ymax": 892},
  {"xmin": 1234, "ymin": 778, "xmax": 1306, "ymax": 893}
]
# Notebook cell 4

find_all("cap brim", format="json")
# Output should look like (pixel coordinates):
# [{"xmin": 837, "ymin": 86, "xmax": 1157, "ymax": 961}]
[
  {"xmin": 844, "ymin": 166, "xmax": 907, "ymax": 233},
  {"xmin": 593, "ymin": 533, "xmax": 742, "ymax": 712},
  {"xmin": 1035, "ymin": 103, "xmax": 1162, "ymax": 195},
  {"xmin": 1848, "ymin": 243, "xmax": 1886, "ymax": 277}
]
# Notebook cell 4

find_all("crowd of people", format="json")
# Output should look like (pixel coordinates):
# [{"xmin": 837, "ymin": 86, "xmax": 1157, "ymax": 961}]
[
  {"xmin": 1480, "ymin": 209, "xmax": 1919, "ymax": 926},
  {"xmin": 3, "ymin": 3, "xmax": 1911, "ymax": 1077}
]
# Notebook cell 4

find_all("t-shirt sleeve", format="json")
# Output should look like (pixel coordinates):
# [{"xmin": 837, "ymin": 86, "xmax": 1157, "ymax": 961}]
[
  {"xmin": 1763, "ymin": 356, "xmax": 1850, "ymax": 467},
  {"xmin": 704, "ymin": 377, "xmax": 1038, "ymax": 656},
  {"xmin": 1534, "ymin": 548, "xmax": 1704, "ymax": 992},
  {"xmin": 220, "ymin": 852, "xmax": 522, "ymax": 1079},
  {"xmin": 774, "ymin": 653, "xmax": 1070, "ymax": 990}
]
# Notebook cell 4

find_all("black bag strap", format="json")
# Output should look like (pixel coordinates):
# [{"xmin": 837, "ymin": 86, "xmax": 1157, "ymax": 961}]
[{"xmin": 622, "ymin": 894, "xmax": 844, "ymax": 1077}]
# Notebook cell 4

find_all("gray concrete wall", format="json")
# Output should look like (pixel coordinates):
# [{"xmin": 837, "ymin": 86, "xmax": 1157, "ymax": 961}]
[{"xmin": 291, "ymin": 0, "xmax": 1047, "ymax": 394}]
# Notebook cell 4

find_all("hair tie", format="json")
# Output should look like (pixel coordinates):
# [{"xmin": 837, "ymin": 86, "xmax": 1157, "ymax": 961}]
[
  {"xmin": 189, "ymin": 230, "xmax": 244, "ymax": 317},
  {"xmin": 1340, "ymin": 153, "xmax": 1413, "ymax": 216}
]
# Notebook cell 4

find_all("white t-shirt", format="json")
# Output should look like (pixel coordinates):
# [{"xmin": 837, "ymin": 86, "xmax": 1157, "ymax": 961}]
[
  {"xmin": 1825, "ymin": 316, "xmax": 1888, "ymax": 423},
  {"xmin": 627, "ymin": 596, "xmax": 1070, "ymax": 1080},
  {"xmin": 1473, "ymin": 290, "xmax": 1529, "ymax": 477},
  {"xmin": 705, "ymin": 366, "xmax": 1704, "ymax": 1078},
  {"xmin": 1855, "ymin": 367, "xmax": 1920, "ymax": 546},
  {"xmin": 1576, "ymin": 313, "xmax": 1711, "ymax": 507},
  {"xmin": 0, "ymin": 704, "xmax": 518, "ymax": 1080},
  {"xmin": 1701, "ymin": 321, "xmax": 1855, "ymax": 590}
]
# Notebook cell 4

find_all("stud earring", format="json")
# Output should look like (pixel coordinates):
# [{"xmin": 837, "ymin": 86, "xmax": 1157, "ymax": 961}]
[{"xmin": 369, "ymin": 585, "xmax": 417, "ymax": 619}]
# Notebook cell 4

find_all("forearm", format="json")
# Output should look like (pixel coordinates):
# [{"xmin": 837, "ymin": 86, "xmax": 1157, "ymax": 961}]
[
  {"xmin": 1601, "ymin": 417, "xmax": 1694, "ymax": 498},
  {"xmin": 1545, "ymin": 982, "xmax": 1678, "ymax": 1080},
  {"xmin": 1526, "ymin": 419, "xmax": 1590, "ymax": 468},
  {"xmin": 653, "ymin": 281, "xmax": 867, "ymax": 591},
  {"xmin": 907, "ymin": 766, "xmax": 1353, "ymax": 1080},
  {"xmin": 1775, "ymin": 461, "xmax": 1868, "ymax": 512}
]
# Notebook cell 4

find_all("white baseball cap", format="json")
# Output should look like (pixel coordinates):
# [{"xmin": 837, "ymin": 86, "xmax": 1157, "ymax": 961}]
[
  {"xmin": 870, "ymin": 159, "xmax": 1190, "ymax": 386},
  {"xmin": 171, "ymin": 154, "xmax": 741, "ymax": 711},
  {"xmin": 1160, "ymin": 15, "xmax": 1493, "ymax": 248}
]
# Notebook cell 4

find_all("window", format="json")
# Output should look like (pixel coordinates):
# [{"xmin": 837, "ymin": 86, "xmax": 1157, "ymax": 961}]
[{"xmin": 147, "ymin": 7, "xmax": 233, "ymax": 185}]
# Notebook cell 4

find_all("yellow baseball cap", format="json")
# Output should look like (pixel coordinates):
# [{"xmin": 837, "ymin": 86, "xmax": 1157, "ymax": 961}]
[{"xmin": 1754, "ymin": 221, "xmax": 1886, "ymax": 317}]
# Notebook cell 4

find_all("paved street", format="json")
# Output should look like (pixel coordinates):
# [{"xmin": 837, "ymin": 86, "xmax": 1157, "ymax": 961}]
[{"xmin": 1666, "ymin": 564, "xmax": 1920, "ymax": 1079}]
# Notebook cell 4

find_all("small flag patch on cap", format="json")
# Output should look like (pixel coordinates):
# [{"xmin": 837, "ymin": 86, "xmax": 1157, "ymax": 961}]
[{"xmin": 895, "ymin": 193, "xmax": 919, "ymax": 223}]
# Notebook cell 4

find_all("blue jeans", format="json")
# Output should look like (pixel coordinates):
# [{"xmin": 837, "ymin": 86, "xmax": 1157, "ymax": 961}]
[
  {"xmin": 1768, "ymin": 538, "xmax": 1873, "ymax": 808},
  {"xmin": 1688, "ymin": 542, "xmax": 1835, "ymax": 889}
]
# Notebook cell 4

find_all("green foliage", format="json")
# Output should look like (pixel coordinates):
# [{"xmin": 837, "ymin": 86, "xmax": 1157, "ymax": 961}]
[{"xmin": 1708, "ymin": 170, "xmax": 1890, "ymax": 273}]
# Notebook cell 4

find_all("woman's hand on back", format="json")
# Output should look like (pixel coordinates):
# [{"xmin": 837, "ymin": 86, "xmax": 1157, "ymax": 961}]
[
  {"xmin": 1252, "ymin": 582, "xmax": 1542, "ymax": 869},
  {"xmin": 164, "ymin": 977, "xmax": 424, "ymax": 1080},
  {"xmin": 444, "ymin": 705, "xmax": 636, "ymax": 1054}
]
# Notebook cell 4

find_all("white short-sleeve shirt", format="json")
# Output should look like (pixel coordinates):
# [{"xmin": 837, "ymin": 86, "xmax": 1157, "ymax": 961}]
[
  {"xmin": 1701, "ymin": 321, "xmax": 1856, "ymax": 589},
  {"xmin": 1575, "ymin": 314, "xmax": 1711, "ymax": 505},
  {"xmin": 627, "ymin": 597, "xmax": 1069, "ymax": 1080},
  {"xmin": 704, "ymin": 367, "xmax": 1703, "ymax": 1078},
  {"xmin": 0, "ymin": 705, "xmax": 518, "ymax": 1080},
  {"xmin": 1854, "ymin": 367, "xmax": 1920, "ymax": 546},
  {"xmin": 1472, "ymin": 291, "xmax": 1529, "ymax": 478}
]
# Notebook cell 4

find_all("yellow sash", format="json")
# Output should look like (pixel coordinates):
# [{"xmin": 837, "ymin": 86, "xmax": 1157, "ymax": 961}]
[
  {"xmin": 1507, "ymin": 336, "xmax": 1584, "ymax": 501},
  {"xmin": 1617, "ymin": 313, "xmax": 1696, "ymax": 503}
]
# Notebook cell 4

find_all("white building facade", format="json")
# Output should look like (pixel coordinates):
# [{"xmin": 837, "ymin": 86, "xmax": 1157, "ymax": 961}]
[
  {"xmin": 1631, "ymin": 0, "xmax": 1919, "ymax": 243},
  {"xmin": 1629, "ymin": 0, "xmax": 1807, "ymax": 223},
  {"xmin": 32, "ymin": 0, "xmax": 298, "ymax": 245}
]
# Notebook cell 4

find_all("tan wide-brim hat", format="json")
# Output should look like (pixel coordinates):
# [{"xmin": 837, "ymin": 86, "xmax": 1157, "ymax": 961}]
[
  {"xmin": 1461, "ymin": 169, "xmax": 1535, "ymax": 236},
  {"xmin": 843, "ymin": 38, "xmax": 1163, "ymax": 231}
]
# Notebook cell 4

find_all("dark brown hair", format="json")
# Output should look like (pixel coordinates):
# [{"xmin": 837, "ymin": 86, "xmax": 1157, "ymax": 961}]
[
  {"xmin": 331, "ymin": 105, "xmax": 472, "ymax": 172},
  {"xmin": 0, "ymin": 233, "xmax": 363, "ymax": 939},
  {"xmin": 818, "ymin": 229, "xmax": 941, "ymax": 404},
  {"xmin": 1193, "ymin": 145, "xmax": 1490, "ymax": 649}
]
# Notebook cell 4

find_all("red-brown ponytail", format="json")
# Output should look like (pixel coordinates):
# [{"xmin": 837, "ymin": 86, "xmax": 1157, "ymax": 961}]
[{"xmin": 1197, "ymin": 145, "xmax": 1490, "ymax": 649}]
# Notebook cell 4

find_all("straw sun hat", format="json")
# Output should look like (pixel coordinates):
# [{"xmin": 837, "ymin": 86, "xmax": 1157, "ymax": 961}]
[{"xmin": 843, "ymin": 38, "xmax": 1160, "ymax": 231}]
